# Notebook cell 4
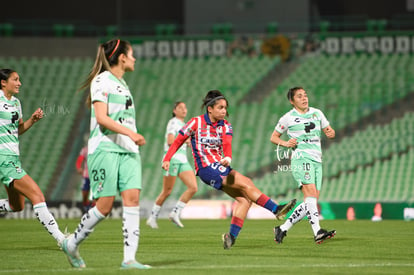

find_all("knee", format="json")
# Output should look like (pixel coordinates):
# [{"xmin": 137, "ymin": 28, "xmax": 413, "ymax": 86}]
[
  {"xmin": 97, "ymin": 205, "xmax": 113, "ymax": 216},
  {"xmin": 237, "ymin": 198, "xmax": 252, "ymax": 209},
  {"xmin": 161, "ymin": 188, "xmax": 173, "ymax": 197},
  {"xmin": 30, "ymin": 194, "xmax": 46, "ymax": 206},
  {"xmin": 187, "ymin": 184, "xmax": 198, "ymax": 195}
]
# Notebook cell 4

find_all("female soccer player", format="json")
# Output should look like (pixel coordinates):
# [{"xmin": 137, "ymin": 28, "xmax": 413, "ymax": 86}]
[
  {"xmin": 162, "ymin": 90, "xmax": 296, "ymax": 249},
  {"xmin": 0, "ymin": 68, "xmax": 65, "ymax": 246},
  {"xmin": 60, "ymin": 39, "xmax": 150, "ymax": 269},
  {"xmin": 270, "ymin": 87, "xmax": 336, "ymax": 244},
  {"xmin": 147, "ymin": 101, "xmax": 197, "ymax": 229}
]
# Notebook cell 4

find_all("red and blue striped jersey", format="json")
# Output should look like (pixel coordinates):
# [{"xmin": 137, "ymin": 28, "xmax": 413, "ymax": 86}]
[{"xmin": 163, "ymin": 113, "xmax": 233, "ymax": 172}]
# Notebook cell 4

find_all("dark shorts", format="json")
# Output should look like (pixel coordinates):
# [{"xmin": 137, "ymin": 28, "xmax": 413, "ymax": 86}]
[
  {"xmin": 197, "ymin": 162, "xmax": 232, "ymax": 190},
  {"xmin": 81, "ymin": 177, "xmax": 90, "ymax": 191}
]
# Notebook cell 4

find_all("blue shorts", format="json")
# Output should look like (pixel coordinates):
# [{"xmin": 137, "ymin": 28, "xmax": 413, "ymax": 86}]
[
  {"xmin": 81, "ymin": 177, "xmax": 90, "ymax": 191},
  {"xmin": 197, "ymin": 162, "xmax": 232, "ymax": 190}
]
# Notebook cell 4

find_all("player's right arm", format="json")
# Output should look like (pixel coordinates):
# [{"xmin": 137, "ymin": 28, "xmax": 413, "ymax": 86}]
[
  {"xmin": 93, "ymin": 101, "xmax": 145, "ymax": 146},
  {"xmin": 162, "ymin": 118, "xmax": 195, "ymax": 170}
]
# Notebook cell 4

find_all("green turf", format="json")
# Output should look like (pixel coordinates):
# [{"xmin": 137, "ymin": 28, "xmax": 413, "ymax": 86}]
[{"xmin": 0, "ymin": 219, "xmax": 413, "ymax": 274}]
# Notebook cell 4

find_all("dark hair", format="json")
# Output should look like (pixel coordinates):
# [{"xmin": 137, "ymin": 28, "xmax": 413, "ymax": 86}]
[
  {"xmin": 287, "ymin": 86, "xmax": 304, "ymax": 101},
  {"xmin": 79, "ymin": 39, "xmax": 132, "ymax": 107},
  {"xmin": 172, "ymin": 101, "xmax": 184, "ymax": 117},
  {"xmin": 201, "ymin": 90, "xmax": 229, "ymax": 116},
  {"xmin": 0, "ymin": 69, "xmax": 16, "ymax": 84}
]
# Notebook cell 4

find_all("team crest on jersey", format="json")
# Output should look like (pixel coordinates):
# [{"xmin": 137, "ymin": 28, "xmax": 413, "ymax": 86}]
[
  {"xmin": 304, "ymin": 172, "xmax": 311, "ymax": 181},
  {"xmin": 218, "ymin": 165, "xmax": 226, "ymax": 173},
  {"xmin": 97, "ymin": 182, "xmax": 104, "ymax": 193}
]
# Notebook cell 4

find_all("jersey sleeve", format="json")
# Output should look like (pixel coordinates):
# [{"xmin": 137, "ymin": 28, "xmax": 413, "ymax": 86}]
[
  {"xmin": 274, "ymin": 114, "xmax": 288, "ymax": 134},
  {"xmin": 222, "ymin": 121, "xmax": 233, "ymax": 159},
  {"xmin": 319, "ymin": 110, "xmax": 330, "ymax": 129},
  {"xmin": 90, "ymin": 76, "xmax": 109, "ymax": 104},
  {"xmin": 75, "ymin": 155, "xmax": 84, "ymax": 170},
  {"xmin": 17, "ymin": 100, "xmax": 23, "ymax": 119},
  {"xmin": 166, "ymin": 119, "xmax": 177, "ymax": 136}
]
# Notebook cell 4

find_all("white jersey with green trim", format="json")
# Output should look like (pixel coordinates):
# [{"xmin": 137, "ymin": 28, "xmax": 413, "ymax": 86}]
[
  {"xmin": 163, "ymin": 117, "xmax": 188, "ymax": 163},
  {"xmin": 275, "ymin": 107, "xmax": 329, "ymax": 163},
  {"xmin": 88, "ymin": 71, "xmax": 139, "ymax": 155},
  {"xmin": 0, "ymin": 90, "xmax": 22, "ymax": 156}
]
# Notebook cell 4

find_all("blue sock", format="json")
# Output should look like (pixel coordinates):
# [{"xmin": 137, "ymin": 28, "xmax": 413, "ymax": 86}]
[
  {"xmin": 229, "ymin": 216, "xmax": 244, "ymax": 238},
  {"xmin": 257, "ymin": 194, "xmax": 278, "ymax": 213}
]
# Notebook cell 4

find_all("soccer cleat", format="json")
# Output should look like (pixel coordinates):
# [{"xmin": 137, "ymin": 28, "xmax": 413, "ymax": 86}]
[
  {"xmin": 222, "ymin": 233, "xmax": 236, "ymax": 249},
  {"xmin": 273, "ymin": 226, "xmax": 287, "ymax": 244},
  {"xmin": 57, "ymin": 226, "xmax": 70, "ymax": 249},
  {"xmin": 168, "ymin": 212, "xmax": 184, "ymax": 228},
  {"xmin": 274, "ymin": 199, "xmax": 297, "ymax": 220},
  {"xmin": 60, "ymin": 235, "xmax": 86, "ymax": 268},
  {"xmin": 146, "ymin": 216, "xmax": 159, "ymax": 229},
  {"xmin": 314, "ymin": 228, "xmax": 336, "ymax": 244},
  {"xmin": 121, "ymin": 260, "xmax": 152, "ymax": 269}
]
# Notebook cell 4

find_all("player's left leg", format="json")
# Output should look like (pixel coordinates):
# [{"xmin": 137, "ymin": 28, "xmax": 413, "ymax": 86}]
[
  {"xmin": 221, "ymin": 185, "xmax": 252, "ymax": 249},
  {"xmin": 119, "ymin": 153, "xmax": 151, "ymax": 269},
  {"xmin": 169, "ymin": 167, "xmax": 198, "ymax": 228},
  {"xmin": 225, "ymin": 170, "xmax": 296, "ymax": 219},
  {"xmin": 12, "ymin": 175, "xmax": 65, "ymax": 243}
]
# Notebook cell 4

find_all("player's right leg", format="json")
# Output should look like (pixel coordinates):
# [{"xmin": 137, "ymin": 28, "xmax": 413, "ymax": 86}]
[
  {"xmin": 147, "ymin": 173, "xmax": 177, "ymax": 229},
  {"xmin": 224, "ymin": 170, "xmax": 296, "ymax": 219}
]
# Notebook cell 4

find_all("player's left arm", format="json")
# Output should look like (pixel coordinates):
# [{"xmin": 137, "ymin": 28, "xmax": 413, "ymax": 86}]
[
  {"xmin": 18, "ymin": 108, "xmax": 43, "ymax": 135},
  {"xmin": 319, "ymin": 110, "xmax": 335, "ymax": 139},
  {"xmin": 220, "ymin": 123, "xmax": 233, "ymax": 167}
]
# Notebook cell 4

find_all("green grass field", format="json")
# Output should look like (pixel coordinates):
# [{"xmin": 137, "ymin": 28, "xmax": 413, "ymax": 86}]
[{"xmin": 0, "ymin": 218, "xmax": 413, "ymax": 274}]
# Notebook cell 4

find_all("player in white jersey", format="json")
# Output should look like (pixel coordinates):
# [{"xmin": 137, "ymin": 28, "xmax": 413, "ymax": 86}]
[
  {"xmin": 60, "ymin": 39, "xmax": 150, "ymax": 270},
  {"xmin": 270, "ymin": 87, "xmax": 336, "ymax": 244},
  {"xmin": 147, "ymin": 101, "xmax": 197, "ymax": 229},
  {"xmin": 0, "ymin": 69, "xmax": 66, "ymax": 251}
]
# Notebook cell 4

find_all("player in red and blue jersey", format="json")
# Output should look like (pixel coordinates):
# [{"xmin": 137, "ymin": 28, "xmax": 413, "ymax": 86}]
[{"xmin": 163, "ymin": 90, "xmax": 296, "ymax": 249}]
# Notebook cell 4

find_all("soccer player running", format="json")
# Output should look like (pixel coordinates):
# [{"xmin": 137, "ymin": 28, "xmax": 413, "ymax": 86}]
[
  {"xmin": 60, "ymin": 39, "xmax": 151, "ymax": 269},
  {"xmin": 270, "ymin": 87, "xmax": 336, "ymax": 244},
  {"xmin": 162, "ymin": 90, "xmax": 296, "ymax": 249},
  {"xmin": 0, "ymin": 69, "xmax": 66, "ymax": 247},
  {"xmin": 147, "ymin": 101, "xmax": 197, "ymax": 229}
]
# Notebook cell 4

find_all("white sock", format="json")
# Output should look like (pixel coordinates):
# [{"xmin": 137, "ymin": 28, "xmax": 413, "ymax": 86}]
[
  {"xmin": 171, "ymin": 201, "xmax": 186, "ymax": 216},
  {"xmin": 280, "ymin": 202, "xmax": 306, "ymax": 232},
  {"xmin": 33, "ymin": 202, "xmax": 65, "ymax": 243},
  {"xmin": 305, "ymin": 197, "xmax": 321, "ymax": 235},
  {"xmin": 0, "ymin": 199, "xmax": 12, "ymax": 212},
  {"xmin": 70, "ymin": 206, "xmax": 105, "ymax": 248},
  {"xmin": 123, "ymin": 206, "xmax": 140, "ymax": 263},
  {"xmin": 150, "ymin": 204, "xmax": 161, "ymax": 219}
]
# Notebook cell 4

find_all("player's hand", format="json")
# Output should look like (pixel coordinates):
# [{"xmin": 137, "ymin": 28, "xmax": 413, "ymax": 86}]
[
  {"xmin": 219, "ymin": 157, "xmax": 231, "ymax": 167},
  {"xmin": 31, "ymin": 108, "xmax": 44, "ymax": 123},
  {"xmin": 185, "ymin": 138, "xmax": 191, "ymax": 146},
  {"xmin": 324, "ymin": 127, "xmax": 336, "ymax": 139},
  {"xmin": 130, "ymin": 132, "xmax": 146, "ymax": 146},
  {"xmin": 286, "ymin": 138, "xmax": 297, "ymax": 148},
  {"xmin": 162, "ymin": 161, "xmax": 170, "ymax": 171}
]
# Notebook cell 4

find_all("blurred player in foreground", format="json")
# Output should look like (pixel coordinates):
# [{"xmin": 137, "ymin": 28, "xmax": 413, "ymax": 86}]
[{"xmin": 60, "ymin": 39, "xmax": 150, "ymax": 269}]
